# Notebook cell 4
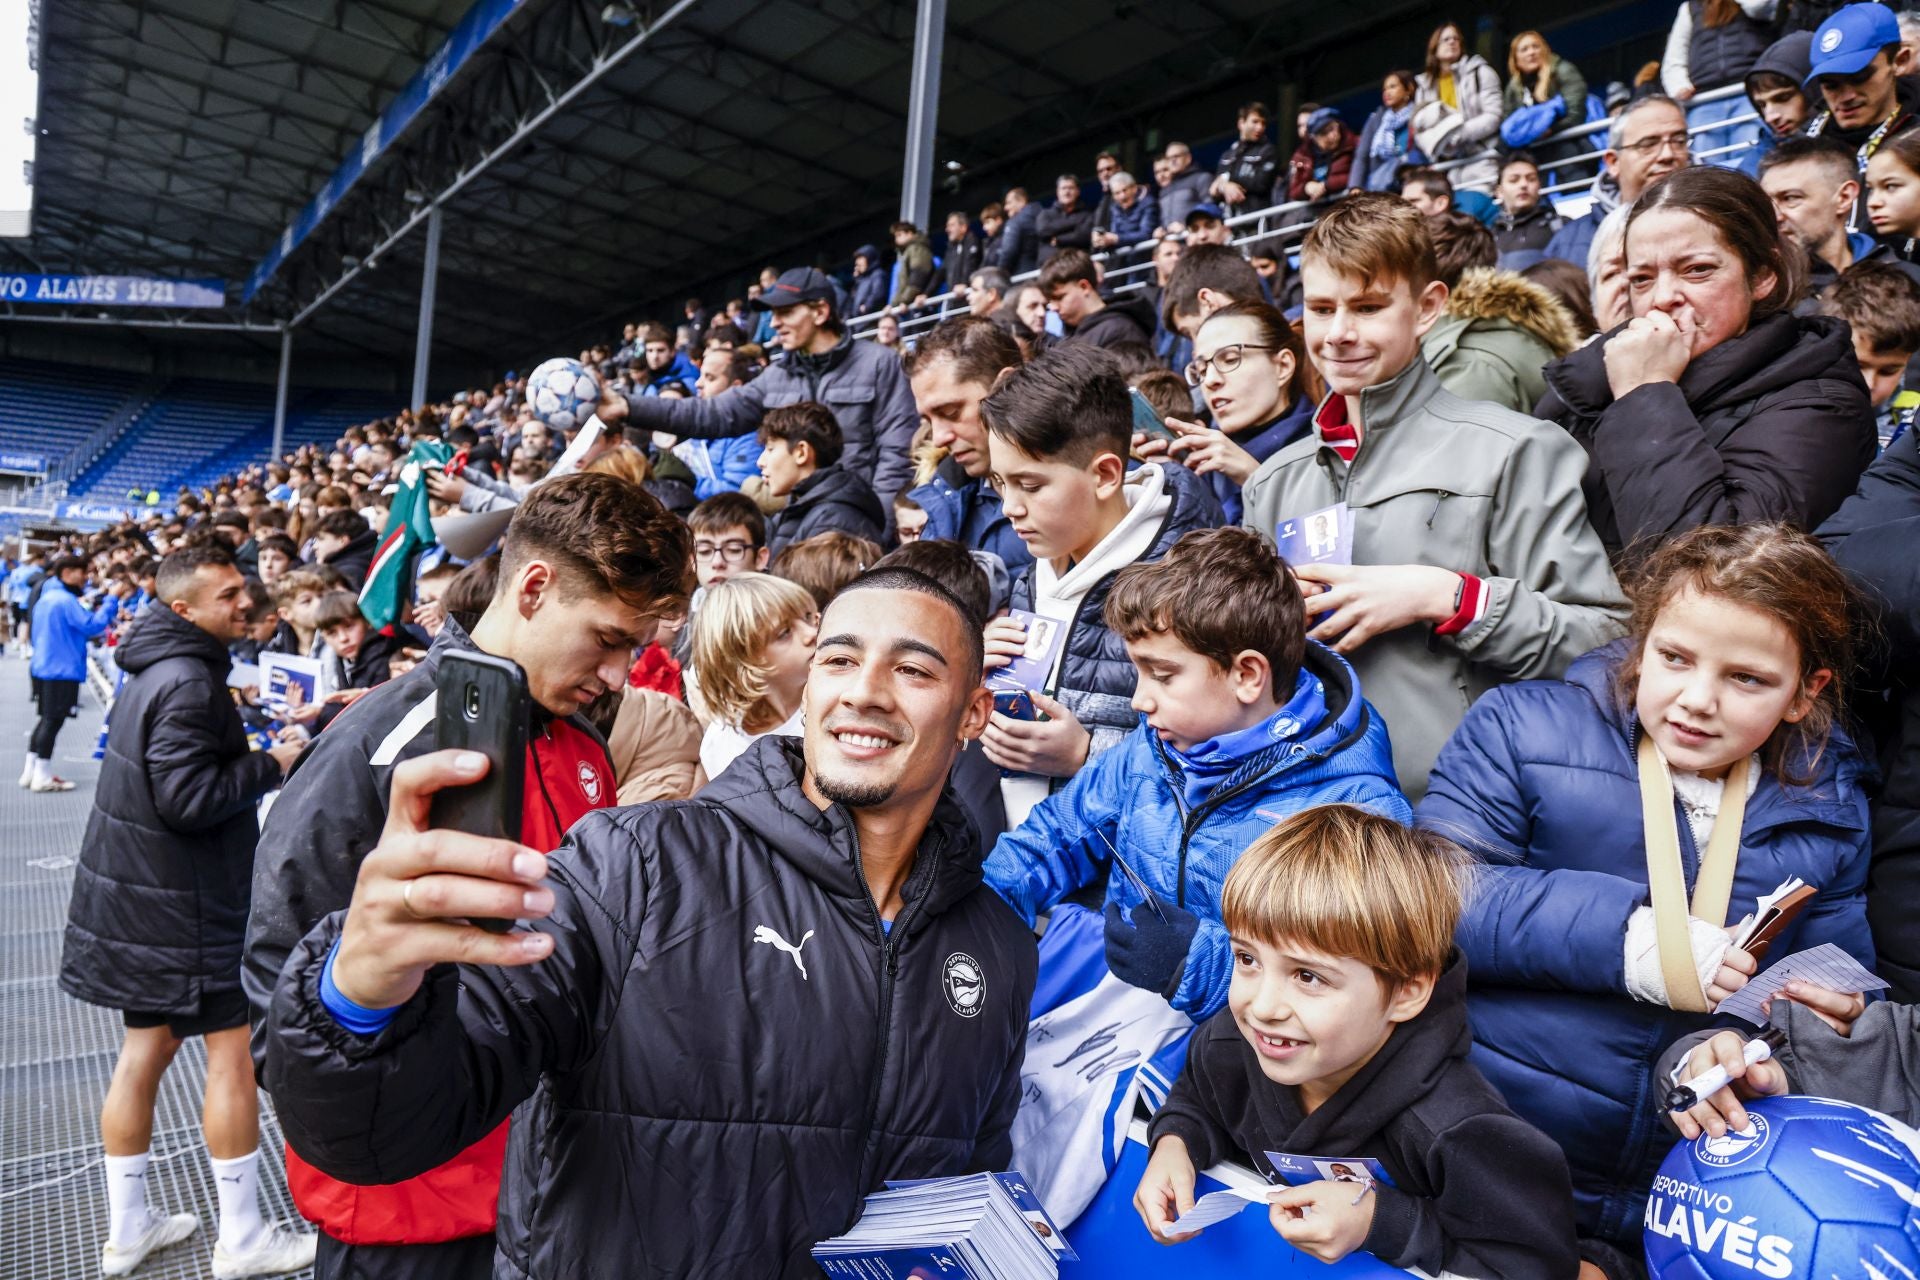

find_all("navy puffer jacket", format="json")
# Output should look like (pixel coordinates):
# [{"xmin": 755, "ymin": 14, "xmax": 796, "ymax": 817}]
[
  {"xmin": 1009, "ymin": 463, "xmax": 1224, "ymax": 761},
  {"xmin": 1416, "ymin": 641, "xmax": 1874, "ymax": 1244}
]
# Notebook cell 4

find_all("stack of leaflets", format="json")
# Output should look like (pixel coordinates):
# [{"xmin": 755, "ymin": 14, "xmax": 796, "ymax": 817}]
[{"xmin": 812, "ymin": 1171, "xmax": 1074, "ymax": 1279}]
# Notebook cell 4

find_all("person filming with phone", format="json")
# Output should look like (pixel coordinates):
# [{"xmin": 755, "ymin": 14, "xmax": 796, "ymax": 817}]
[
  {"xmin": 244, "ymin": 474, "xmax": 691, "ymax": 1280},
  {"xmin": 255, "ymin": 566, "xmax": 1036, "ymax": 1276}
]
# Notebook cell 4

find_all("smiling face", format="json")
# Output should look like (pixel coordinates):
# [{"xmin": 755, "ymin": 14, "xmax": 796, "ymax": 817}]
[
  {"xmin": 172, "ymin": 563, "xmax": 251, "ymax": 644},
  {"xmin": 1229, "ymin": 934, "xmax": 1431, "ymax": 1110},
  {"xmin": 803, "ymin": 587, "xmax": 991, "ymax": 813},
  {"xmin": 1238, "ymin": 110, "xmax": 1268, "ymax": 143},
  {"xmin": 909, "ymin": 355, "xmax": 996, "ymax": 478},
  {"xmin": 1192, "ymin": 312, "xmax": 1295, "ymax": 433},
  {"xmin": 1866, "ymin": 149, "xmax": 1920, "ymax": 237},
  {"xmin": 1636, "ymin": 586, "xmax": 1828, "ymax": 780},
  {"xmin": 1381, "ymin": 75, "xmax": 1411, "ymax": 108},
  {"xmin": 1301, "ymin": 261, "xmax": 1447, "ymax": 399},
  {"xmin": 770, "ymin": 300, "xmax": 829, "ymax": 352},
  {"xmin": 1624, "ymin": 206, "xmax": 1770, "ymax": 359}
]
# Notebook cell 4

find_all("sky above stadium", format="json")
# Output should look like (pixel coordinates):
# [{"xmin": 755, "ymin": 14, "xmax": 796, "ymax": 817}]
[{"xmin": 0, "ymin": 0, "xmax": 38, "ymax": 237}]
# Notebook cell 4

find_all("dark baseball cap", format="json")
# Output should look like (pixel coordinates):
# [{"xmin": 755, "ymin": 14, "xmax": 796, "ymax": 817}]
[
  {"xmin": 751, "ymin": 267, "xmax": 837, "ymax": 311},
  {"xmin": 1185, "ymin": 202, "xmax": 1226, "ymax": 225}
]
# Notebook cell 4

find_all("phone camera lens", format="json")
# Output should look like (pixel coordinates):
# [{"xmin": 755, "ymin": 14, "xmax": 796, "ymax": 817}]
[{"xmin": 464, "ymin": 685, "xmax": 481, "ymax": 720}]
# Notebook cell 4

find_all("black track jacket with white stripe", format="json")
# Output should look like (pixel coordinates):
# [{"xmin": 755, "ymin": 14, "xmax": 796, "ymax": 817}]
[{"xmin": 259, "ymin": 735, "xmax": 1037, "ymax": 1278}]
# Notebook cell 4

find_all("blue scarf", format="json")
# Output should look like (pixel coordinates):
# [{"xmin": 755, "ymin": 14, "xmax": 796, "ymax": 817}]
[
  {"xmin": 1165, "ymin": 667, "xmax": 1328, "ymax": 809},
  {"xmin": 1370, "ymin": 103, "xmax": 1416, "ymax": 161}
]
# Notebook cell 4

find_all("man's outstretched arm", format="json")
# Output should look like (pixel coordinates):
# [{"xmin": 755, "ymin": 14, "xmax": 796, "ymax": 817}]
[{"xmin": 262, "ymin": 751, "xmax": 640, "ymax": 1185}]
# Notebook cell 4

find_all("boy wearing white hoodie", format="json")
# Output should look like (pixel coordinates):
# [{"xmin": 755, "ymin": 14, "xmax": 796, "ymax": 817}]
[{"xmin": 979, "ymin": 344, "xmax": 1223, "ymax": 826}]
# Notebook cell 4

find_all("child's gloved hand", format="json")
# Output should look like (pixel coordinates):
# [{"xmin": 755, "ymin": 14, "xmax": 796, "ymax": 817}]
[{"xmin": 1104, "ymin": 900, "xmax": 1199, "ymax": 999}]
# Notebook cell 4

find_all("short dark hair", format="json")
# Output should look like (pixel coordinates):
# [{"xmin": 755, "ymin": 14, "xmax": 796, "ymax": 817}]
[
  {"xmin": 1427, "ymin": 211, "xmax": 1499, "ymax": 288},
  {"xmin": 50, "ymin": 555, "xmax": 86, "ymax": 577},
  {"xmin": 1238, "ymin": 100, "xmax": 1270, "ymax": 120},
  {"xmin": 1105, "ymin": 527, "xmax": 1306, "ymax": 696},
  {"xmin": 498, "ymin": 473, "xmax": 692, "ymax": 615},
  {"xmin": 314, "ymin": 590, "xmax": 367, "ymax": 631},
  {"xmin": 314, "ymin": 509, "xmax": 368, "ymax": 540},
  {"xmin": 1162, "ymin": 243, "xmax": 1263, "ymax": 330},
  {"xmin": 901, "ymin": 315, "xmax": 1023, "ymax": 386},
  {"xmin": 836, "ymin": 565, "xmax": 984, "ymax": 681},
  {"xmin": 256, "ymin": 532, "xmax": 299, "ymax": 562},
  {"xmin": 873, "ymin": 538, "xmax": 992, "ymax": 625},
  {"xmin": 1821, "ymin": 260, "xmax": 1920, "ymax": 354},
  {"xmin": 156, "ymin": 541, "xmax": 236, "ymax": 605},
  {"xmin": 980, "ymin": 343, "xmax": 1131, "ymax": 466},
  {"xmin": 1401, "ymin": 167, "xmax": 1454, "ymax": 201},
  {"xmin": 1756, "ymin": 133, "xmax": 1858, "ymax": 188},
  {"xmin": 1037, "ymin": 247, "xmax": 1100, "ymax": 293},
  {"xmin": 211, "ymin": 510, "xmax": 248, "ymax": 532},
  {"xmin": 759, "ymin": 401, "xmax": 844, "ymax": 468},
  {"xmin": 890, "ymin": 220, "xmax": 921, "ymax": 237},
  {"xmin": 1498, "ymin": 150, "xmax": 1540, "ymax": 179},
  {"xmin": 688, "ymin": 492, "xmax": 766, "ymax": 548}
]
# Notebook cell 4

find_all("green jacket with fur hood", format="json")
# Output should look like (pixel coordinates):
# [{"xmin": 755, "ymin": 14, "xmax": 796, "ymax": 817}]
[{"xmin": 1421, "ymin": 268, "xmax": 1582, "ymax": 415}]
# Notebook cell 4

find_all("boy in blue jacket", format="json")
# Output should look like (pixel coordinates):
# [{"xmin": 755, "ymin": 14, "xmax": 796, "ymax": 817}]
[
  {"xmin": 983, "ymin": 526, "xmax": 1410, "ymax": 1020},
  {"xmin": 27, "ymin": 555, "xmax": 120, "ymax": 792}
]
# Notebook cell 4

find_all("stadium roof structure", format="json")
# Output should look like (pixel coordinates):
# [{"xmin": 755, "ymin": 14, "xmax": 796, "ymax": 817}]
[{"xmin": 13, "ymin": 0, "xmax": 1431, "ymax": 370}]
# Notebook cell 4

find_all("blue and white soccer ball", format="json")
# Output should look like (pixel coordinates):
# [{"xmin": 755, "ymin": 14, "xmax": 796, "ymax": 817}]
[
  {"xmin": 524, "ymin": 357, "xmax": 600, "ymax": 433},
  {"xmin": 1646, "ymin": 1095, "xmax": 1920, "ymax": 1279}
]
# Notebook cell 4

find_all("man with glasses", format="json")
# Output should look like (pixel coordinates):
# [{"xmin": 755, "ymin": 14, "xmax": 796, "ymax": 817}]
[
  {"xmin": 1803, "ymin": 2, "xmax": 1920, "ymax": 232},
  {"xmin": 670, "ymin": 493, "xmax": 769, "ymax": 667},
  {"xmin": 1545, "ymin": 95, "xmax": 1691, "ymax": 268}
]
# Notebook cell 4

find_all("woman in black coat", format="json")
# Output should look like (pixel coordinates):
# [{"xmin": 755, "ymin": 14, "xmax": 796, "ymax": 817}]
[{"xmin": 1535, "ymin": 166, "xmax": 1875, "ymax": 558}]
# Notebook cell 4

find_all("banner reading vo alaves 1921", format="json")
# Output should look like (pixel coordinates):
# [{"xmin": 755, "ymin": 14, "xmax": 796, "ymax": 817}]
[{"xmin": 0, "ymin": 275, "xmax": 226, "ymax": 308}]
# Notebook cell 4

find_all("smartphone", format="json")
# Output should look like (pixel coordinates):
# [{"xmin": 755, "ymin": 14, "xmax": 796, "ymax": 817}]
[
  {"xmin": 429, "ymin": 651, "xmax": 531, "ymax": 933},
  {"xmin": 992, "ymin": 688, "xmax": 1036, "ymax": 721},
  {"xmin": 1129, "ymin": 387, "xmax": 1177, "ymax": 444}
]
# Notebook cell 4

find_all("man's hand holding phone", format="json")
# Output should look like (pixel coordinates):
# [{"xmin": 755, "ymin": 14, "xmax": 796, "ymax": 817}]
[{"xmin": 329, "ymin": 750, "xmax": 555, "ymax": 1012}]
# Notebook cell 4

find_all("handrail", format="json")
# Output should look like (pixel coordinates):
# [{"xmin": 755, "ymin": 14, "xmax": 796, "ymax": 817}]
[{"xmin": 846, "ymin": 83, "xmax": 1760, "ymax": 341}]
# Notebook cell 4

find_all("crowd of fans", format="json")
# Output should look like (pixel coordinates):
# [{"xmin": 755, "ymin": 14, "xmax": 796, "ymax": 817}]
[{"xmin": 13, "ymin": 4, "xmax": 1920, "ymax": 1278}]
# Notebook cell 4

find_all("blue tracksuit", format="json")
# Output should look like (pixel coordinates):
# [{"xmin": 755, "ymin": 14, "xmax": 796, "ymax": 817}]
[
  {"xmin": 30, "ymin": 583, "xmax": 119, "ymax": 682},
  {"xmin": 984, "ymin": 643, "xmax": 1410, "ymax": 1019}
]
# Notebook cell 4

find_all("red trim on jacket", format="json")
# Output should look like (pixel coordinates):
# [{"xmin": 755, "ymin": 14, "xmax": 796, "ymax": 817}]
[{"xmin": 288, "ymin": 715, "xmax": 614, "ymax": 1244}]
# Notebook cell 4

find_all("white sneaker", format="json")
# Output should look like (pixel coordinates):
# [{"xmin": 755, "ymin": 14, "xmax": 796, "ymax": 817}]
[
  {"xmin": 30, "ymin": 775, "xmax": 74, "ymax": 792},
  {"xmin": 211, "ymin": 1224, "xmax": 317, "ymax": 1279},
  {"xmin": 100, "ymin": 1211, "xmax": 198, "ymax": 1276}
]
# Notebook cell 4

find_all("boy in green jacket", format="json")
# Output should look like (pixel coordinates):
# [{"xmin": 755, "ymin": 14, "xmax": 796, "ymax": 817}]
[{"xmin": 1239, "ymin": 192, "xmax": 1626, "ymax": 797}]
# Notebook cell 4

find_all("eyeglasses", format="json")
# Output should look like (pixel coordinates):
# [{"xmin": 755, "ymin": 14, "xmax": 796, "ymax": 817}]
[
  {"xmin": 1618, "ymin": 131, "xmax": 1691, "ymax": 158},
  {"xmin": 1185, "ymin": 343, "xmax": 1274, "ymax": 385},
  {"xmin": 693, "ymin": 539, "xmax": 754, "ymax": 561}
]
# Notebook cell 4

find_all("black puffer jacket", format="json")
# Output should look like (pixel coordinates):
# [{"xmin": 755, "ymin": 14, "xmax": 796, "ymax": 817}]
[
  {"xmin": 261, "ymin": 736, "xmax": 1037, "ymax": 1278},
  {"xmin": 1536, "ymin": 311, "xmax": 1874, "ymax": 557},
  {"xmin": 1819, "ymin": 425, "xmax": 1920, "ymax": 1002},
  {"xmin": 1068, "ymin": 293, "xmax": 1158, "ymax": 350},
  {"xmin": 61, "ymin": 603, "xmax": 282, "ymax": 1015},
  {"xmin": 765, "ymin": 464, "xmax": 888, "ymax": 558},
  {"xmin": 1010, "ymin": 462, "xmax": 1223, "ymax": 760}
]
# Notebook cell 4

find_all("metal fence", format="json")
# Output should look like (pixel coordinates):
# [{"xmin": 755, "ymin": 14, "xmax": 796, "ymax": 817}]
[{"xmin": 846, "ymin": 84, "xmax": 1757, "ymax": 343}]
